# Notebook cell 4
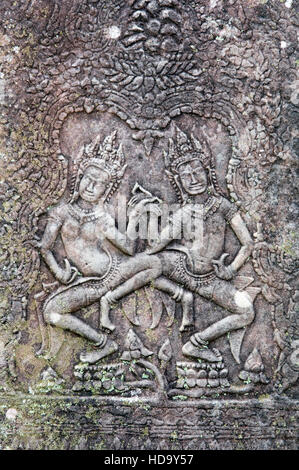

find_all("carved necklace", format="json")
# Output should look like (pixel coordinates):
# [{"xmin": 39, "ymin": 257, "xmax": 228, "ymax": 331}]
[
  {"xmin": 183, "ymin": 196, "xmax": 221, "ymax": 220},
  {"xmin": 68, "ymin": 203, "xmax": 104, "ymax": 224}
]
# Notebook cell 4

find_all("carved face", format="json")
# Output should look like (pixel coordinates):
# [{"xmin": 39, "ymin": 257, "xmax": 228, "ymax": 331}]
[
  {"xmin": 178, "ymin": 159, "xmax": 208, "ymax": 196},
  {"xmin": 78, "ymin": 165, "xmax": 110, "ymax": 203}
]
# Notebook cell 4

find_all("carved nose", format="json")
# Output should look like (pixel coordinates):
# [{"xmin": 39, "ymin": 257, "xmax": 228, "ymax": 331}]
[
  {"xmin": 87, "ymin": 181, "xmax": 95, "ymax": 191},
  {"xmin": 190, "ymin": 173, "xmax": 198, "ymax": 183}
]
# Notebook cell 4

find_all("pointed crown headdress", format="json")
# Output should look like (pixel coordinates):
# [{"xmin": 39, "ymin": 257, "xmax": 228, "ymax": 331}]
[
  {"xmin": 164, "ymin": 125, "xmax": 221, "ymax": 202},
  {"xmin": 70, "ymin": 131, "xmax": 127, "ymax": 202},
  {"xmin": 165, "ymin": 125, "xmax": 213, "ymax": 173}
]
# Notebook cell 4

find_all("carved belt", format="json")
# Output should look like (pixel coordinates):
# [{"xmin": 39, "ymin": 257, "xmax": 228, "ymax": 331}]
[
  {"xmin": 81, "ymin": 255, "xmax": 120, "ymax": 292},
  {"xmin": 174, "ymin": 254, "xmax": 217, "ymax": 290},
  {"xmin": 49, "ymin": 254, "xmax": 120, "ymax": 301}
]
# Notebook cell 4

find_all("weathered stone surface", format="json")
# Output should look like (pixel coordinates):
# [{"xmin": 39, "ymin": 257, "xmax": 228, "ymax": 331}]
[
  {"xmin": 0, "ymin": 0, "xmax": 298, "ymax": 450},
  {"xmin": 0, "ymin": 396, "xmax": 297, "ymax": 450}
]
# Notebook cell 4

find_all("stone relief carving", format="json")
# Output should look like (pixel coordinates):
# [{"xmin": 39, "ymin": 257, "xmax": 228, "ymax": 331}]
[
  {"xmin": 38, "ymin": 131, "xmax": 164, "ymax": 365},
  {"xmin": 0, "ymin": 0, "xmax": 297, "ymax": 413},
  {"xmin": 28, "ymin": 122, "xmax": 266, "ymax": 399},
  {"xmin": 148, "ymin": 126, "xmax": 257, "ymax": 365}
]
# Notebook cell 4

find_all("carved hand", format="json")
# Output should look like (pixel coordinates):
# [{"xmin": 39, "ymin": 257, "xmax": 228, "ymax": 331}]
[
  {"xmin": 128, "ymin": 197, "xmax": 161, "ymax": 219},
  {"xmin": 212, "ymin": 253, "xmax": 236, "ymax": 281},
  {"xmin": 24, "ymin": 239, "xmax": 42, "ymax": 249},
  {"xmin": 54, "ymin": 258, "xmax": 79, "ymax": 285}
]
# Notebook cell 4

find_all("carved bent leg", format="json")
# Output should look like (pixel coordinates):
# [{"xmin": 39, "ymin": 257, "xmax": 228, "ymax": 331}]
[
  {"xmin": 182, "ymin": 280, "xmax": 255, "ymax": 363},
  {"xmin": 43, "ymin": 284, "xmax": 118, "ymax": 361},
  {"xmin": 152, "ymin": 276, "xmax": 194, "ymax": 331},
  {"xmin": 100, "ymin": 254, "xmax": 162, "ymax": 331}
]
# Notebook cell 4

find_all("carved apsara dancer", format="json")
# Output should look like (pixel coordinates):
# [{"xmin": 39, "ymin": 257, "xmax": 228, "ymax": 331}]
[
  {"xmin": 40, "ymin": 132, "xmax": 163, "ymax": 363},
  {"xmin": 147, "ymin": 126, "xmax": 256, "ymax": 363}
]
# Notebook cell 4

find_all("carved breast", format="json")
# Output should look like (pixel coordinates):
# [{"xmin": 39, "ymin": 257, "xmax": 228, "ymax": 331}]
[
  {"xmin": 80, "ymin": 221, "xmax": 98, "ymax": 242},
  {"xmin": 61, "ymin": 219, "xmax": 80, "ymax": 241}
]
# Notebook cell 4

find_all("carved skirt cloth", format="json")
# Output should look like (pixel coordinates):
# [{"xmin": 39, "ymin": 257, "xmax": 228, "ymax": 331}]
[
  {"xmin": 43, "ymin": 255, "xmax": 121, "ymax": 311},
  {"xmin": 160, "ymin": 252, "xmax": 250, "ymax": 315},
  {"xmin": 160, "ymin": 251, "xmax": 217, "ymax": 293}
]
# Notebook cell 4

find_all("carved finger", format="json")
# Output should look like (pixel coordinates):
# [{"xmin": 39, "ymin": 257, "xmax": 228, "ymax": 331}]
[
  {"xmin": 63, "ymin": 258, "xmax": 72, "ymax": 275},
  {"xmin": 144, "ymin": 196, "xmax": 157, "ymax": 203},
  {"xmin": 212, "ymin": 259, "xmax": 221, "ymax": 267},
  {"xmin": 213, "ymin": 264, "xmax": 220, "ymax": 275},
  {"xmin": 148, "ymin": 205, "xmax": 162, "ymax": 216},
  {"xmin": 219, "ymin": 253, "xmax": 229, "ymax": 264},
  {"xmin": 67, "ymin": 267, "xmax": 79, "ymax": 284},
  {"xmin": 128, "ymin": 196, "xmax": 139, "ymax": 207}
]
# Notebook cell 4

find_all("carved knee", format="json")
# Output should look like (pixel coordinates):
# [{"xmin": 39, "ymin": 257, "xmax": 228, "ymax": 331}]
[
  {"xmin": 44, "ymin": 310, "xmax": 62, "ymax": 326},
  {"xmin": 234, "ymin": 291, "xmax": 255, "ymax": 325},
  {"xmin": 182, "ymin": 291, "xmax": 193, "ymax": 305},
  {"xmin": 234, "ymin": 291, "xmax": 252, "ymax": 309},
  {"xmin": 244, "ymin": 306, "xmax": 255, "ymax": 325},
  {"xmin": 43, "ymin": 297, "xmax": 66, "ymax": 325}
]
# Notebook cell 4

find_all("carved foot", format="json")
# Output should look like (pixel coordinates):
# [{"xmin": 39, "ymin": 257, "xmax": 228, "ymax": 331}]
[
  {"xmin": 99, "ymin": 295, "xmax": 116, "ymax": 332},
  {"xmin": 80, "ymin": 340, "xmax": 118, "ymax": 364},
  {"xmin": 182, "ymin": 341, "xmax": 222, "ymax": 363}
]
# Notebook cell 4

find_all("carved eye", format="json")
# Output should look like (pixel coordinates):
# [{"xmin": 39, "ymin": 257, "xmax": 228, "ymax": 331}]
[{"xmin": 180, "ymin": 169, "xmax": 191, "ymax": 177}]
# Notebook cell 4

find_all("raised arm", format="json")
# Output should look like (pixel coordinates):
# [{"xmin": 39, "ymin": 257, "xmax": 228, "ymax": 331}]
[
  {"xmin": 100, "ymin": 199, "xmax": 157, "ymax": 256},
  {"xmin": 103, "ymin": 197, "xmax": 167, "ymax": 256},
  {"xmin": 146, "ymin": 208, "xmax": 183, "ymax": 254},
  {"xmin": 101, "ymin": 213, "xmax": 136, "ymax": 256}
]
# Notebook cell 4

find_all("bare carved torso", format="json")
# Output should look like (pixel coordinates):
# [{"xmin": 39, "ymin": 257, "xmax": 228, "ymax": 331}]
[
  {"xmin": 164, "ymin": 196, "xmax": 237, "ymax": 274},
  {"xmin": 46, "ymin": 203, "xmax": 128, "ymax": 278}
]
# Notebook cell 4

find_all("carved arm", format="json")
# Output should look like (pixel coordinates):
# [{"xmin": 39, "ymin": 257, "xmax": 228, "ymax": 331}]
[
  {"xmin": 40, "ymin": 219, "xmax": 77, "ymax": 284},
  {"xmin": 229, "ymin": 213, "xmax": 254, "ymax": 272},
  {"xmin": 212, "ymin": 213, "xmax": 254, "ymax": 280}
]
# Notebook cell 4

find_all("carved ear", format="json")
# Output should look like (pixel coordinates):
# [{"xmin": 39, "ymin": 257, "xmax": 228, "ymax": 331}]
[
  {"xmin": 165, "ymin": 170, "xmax": 185, "ymax": 203},
  {"xmin": 173, "ymin": 174, "xmax": 186, "ymax": 202}
]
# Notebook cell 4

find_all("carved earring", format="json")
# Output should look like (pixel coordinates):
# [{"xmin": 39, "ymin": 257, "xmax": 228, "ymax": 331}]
[
  {"xmin": 209, "ymin": 168, "xmax": 222, "ymax": 196},
  {"xmin": 103, "ymin": 180, "xmax": 115, "ymax": 203},
  {"xmin": 70, "ymin": 173, "xmax": 83, "ymax": 203},
  {"xmin": 173, "ymin": 174, "xmax": 188, "ymax": 205}
]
